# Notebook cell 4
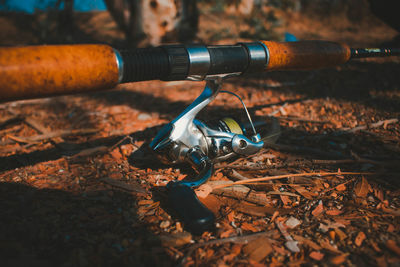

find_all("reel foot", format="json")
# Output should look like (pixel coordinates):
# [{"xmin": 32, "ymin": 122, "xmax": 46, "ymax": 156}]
[{"xmin": 167, "ymin": 182, "xmax": 215, "ymax": 235}]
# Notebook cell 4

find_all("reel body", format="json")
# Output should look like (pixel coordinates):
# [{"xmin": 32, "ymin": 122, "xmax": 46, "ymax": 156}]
[{"xmin": 149, "ymin": 79, "xmax": 276, "ymax": 233}]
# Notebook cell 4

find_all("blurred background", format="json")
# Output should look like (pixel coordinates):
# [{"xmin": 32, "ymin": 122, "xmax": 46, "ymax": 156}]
[{"xmin": 0, "ymin": 0, "xmax": 399, "ymax": 48}]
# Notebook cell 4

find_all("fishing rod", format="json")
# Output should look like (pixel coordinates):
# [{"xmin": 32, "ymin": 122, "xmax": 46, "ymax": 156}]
[
  {"xmin": 0, "ymin": 41, "xmax": 399, "ymax": 234},
  {"xmin": 0, "ymin": 41, "xmax": 398, "ymax": 102}
]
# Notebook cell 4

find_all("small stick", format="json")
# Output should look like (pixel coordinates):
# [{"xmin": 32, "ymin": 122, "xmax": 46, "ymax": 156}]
[
  {"xmin": 212, "ymin": 171, "xmax": 374, "ymax": 190},
  {"xmin": 344, "ymin": 118, "xmax": 398, "ymax": 133},
  {"xmin": 0, "ymin": 125, "xmax": 23, "ymax": 136},
  {"xmin": 268, "ymin": 102, "xmax": 288, "ymax": 116},
  {"xmin": 0, "ymin": 115, "xmax": 23, "ymax": 128},
  {"xmin": 209, "ymin": 181, "xmax": 269, "ymax": 206},
  {"xmin": 100, "ymin": 177, "xmax": 147, "ymax": 194},
  {"xmin": 312, "ymin": 158, "xmax": 391, "ymax": 166},
  {"xmin": 8, "ymin": 109, "xmax": 49, "ymax": 134},
  {"xmin": 221, "ymin": 159, "xmax": 310, "ymax": 170},
  {"xmin": 23, "ymin": 117, "xmax": 50, "ymax": 134},
  {"xmin": 264, "ymin": 143, "xmax": 345, "ymax": 159},
  {"xmin": 227, "ymin": 169, "xmax": 250, "ymax": 181},
  {"xmin": 1, "ymin": 128, "xmax": 98, "ymax": 145},
  {"xmin": 68, "ymin": 146, "xmax": 109, "ymax": 159},
  {"xmin": 267, "ymin": 191, "xmax": 300, "ymax": 198},
  {"xmin": 273, "ymin": 116, "xmax": 331, "ymax": 124}
]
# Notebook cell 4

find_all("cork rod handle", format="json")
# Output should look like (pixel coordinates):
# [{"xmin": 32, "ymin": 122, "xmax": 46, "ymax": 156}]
[
  {"xmin": 0, "ymin": 44, "xmax": 119, "ymax": 102},
  {"xmin": 261, "ymin": 40, "xmax": 351, "ymax": 70}
]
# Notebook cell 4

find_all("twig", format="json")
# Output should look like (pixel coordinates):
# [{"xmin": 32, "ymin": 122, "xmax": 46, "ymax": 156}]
[
  {"xmin": 8, "ymin": 109, "xmax": 49, "ymax": 134},
  {"xmin": 0, "ymin": 125, "xmax": 23, "ymax": 136},
  {"xmin": 109, "ymin": 135, "xmax": 137, "ymax": 151},
  {"xmin": 0, "ymin": 115, "xmax": 23, "ymax": 128},
  {"xmin": 0, "ymin": 128, "xmax": 98, "ymax": 145},
  {"xmin": 100, "ymin": 177, "xmax": 147, "ymax": 194},
  {"xmin": 235, "ymin": 205, "xmax": 292, "ymax": 217},
  {"xmin": 268, "ymin": 102, "xmax": 288, "ymax": 116},
  {"xmin": 23, "ymin": 117, "xmax": 50, "ymax": 134},
  {"xmin": 312, "ymin": 158, "xmax": 391, "ymax": 166},
  {"xmin": 212, "ymin": 171, "xmax": 374, "ymax": 190},
  {"xmin": 68, "ymin": 146, "xmax": 109, "ymax": 160},
  {"xmin": 264, "ymin": 142, "xmax": 345, "ymax": 159},
  {"xmin": 208, "ymin": 181, "xmax": 270, "ymax": 206},
  {"xmin": 267, "ymin": 191, "xmax": 300, "ymax": 198},
  {"xmin": 220, "ymin": 159, "xmax": 311, "ymax": 170},
  {"xmin": 2, "ymin": 98, "xmax": 52, "ymax": 107},
  {"xmin": 344, "ymin": 118, "xmax": 398, "ymax": 133},
  {"xmin": 273, "ymin": 116, "xmax": 331, "ymax": 124},
  {"xmin": 227, "ymin": 169, "xmax": 250, "ymax": 181},
  {"xmin": 276, "ymin": 220, "xmax": 300, "ymax": 252}
]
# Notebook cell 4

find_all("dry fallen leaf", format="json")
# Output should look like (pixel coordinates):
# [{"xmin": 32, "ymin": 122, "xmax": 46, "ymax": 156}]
[
  {"xmin": 387, "ymin": 224, "xmax": 395, "ymax": 232},
  {"xmin": 227, "ymin": 211, "xmax": 235, "ymax": 222},
  {"xmin": 160, "ymin": 220, "xmax": 171, "ymax": 229},
  {"xmin": 329, "ymin": 230, "xmax": 336, "ymax": 240},
  {"xmin": 374, "ymin": 188, "xmax": 385, "ymax": 202},
  {"xmin": 326, "ymin": 209, "xmax": 343, "ymax": 216},
  {"xmin": 381, "ymin": 205, "xmax": 400, "ymax": 216},
  {"xmin": 330, "ymin": 253, "xmax": 349, "ymax": 265},
  {"xmin": 370, "ymin": 240, "xmax": 382, "ymax": 253},
  {"xmin": 280, "ymin": 195, "xmax": 292, "ymax": 206},
  {"xmin": 272, "ymin": 245, "xmax": 288, "ymax": 255},
  {"xmin": 292, "ymin": 234, "xmax": 322, "ymax": 250},
  {"xmin": 319, "ymin": 238, "xmax": 341, "ymax": 254},
  {"xmin": 355, "ymin": 231, "xmax": 366, "ymax": 246},
  {"xmin": 309, "ymin": 251, "xmax": 324, "ymax": 261},
  {"xmin": 334, "ymin": 228, "xmax": 347, "ymax": 241},
  {"xmin": 335, "ymin": 183, "xmax": 347, "ymax": 191},
  {"xmin": 243, "ymin": 237, "xmax": 273, "ymax": 262},
  {"xmin": 290, "ymin": 184, "xmax": 317, "ymax": 199},
  {"xmin": 285, "ymin": 216, "xmax": 301, "ymax": 229},
  {"xmin": 312, "ymin": 200, "xmax": 324, "ymax": 217},
  {"xmin": 319, "ymin": 223, "xmax": 330, "ymax": 233},
  {"xmin": 285, "ymin": 240, "xmax": 300, "ymax": 253},
  {"xmin": 199, "ymin": 194, "xmax": 222, "ymax": 214},
  {"xmin": 354, "ymin": 176, "xmax": 370, "ymax": 198},
  {"xmin": 159, "ymin": 231, "xmax": 192, "ymax": 247},
  {"xmin": 220, "ymin": 229, "xmax": 235, "ymax": 239},
  {"xmin": 375, "ymin": 256, "xmax": 387, "ymax": 267},
  {"xmin": 386, "ymin": 240, "xmax": 400, "ymax": 256},
  {"xmin": 271, "ymin": 211, "xmax": 280, "ymax": 223},
  {"xmin": 177, "ymin": 174, "xmax": 187, "ymax": 181},
  {"xmin": 195, "ymin": 183, "xmax": 213, "ymax": 199},
  {"xmin": 215, "ymin": 171, "xmax": 224, "ymax": 179},
  {"xmin": 223, "ymin": 244, "xmax": 242, "ymax": 262},
  {"xmin": 276, "ymin": 220, "xmax": 300, "ymax": 253},
  {"xmin": 241, "ymin": 222, "xmax": 260, "ymax": 232}
]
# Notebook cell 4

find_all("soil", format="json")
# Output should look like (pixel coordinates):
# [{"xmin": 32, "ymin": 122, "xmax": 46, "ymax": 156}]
[{"xmin": 0, "ymin": 5, "xmax": 400, "ymax": 267}]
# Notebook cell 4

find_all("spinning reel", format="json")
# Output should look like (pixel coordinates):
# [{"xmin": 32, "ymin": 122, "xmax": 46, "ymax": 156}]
[{"xmin": 150, "ymin": 78, "xmax": 279, "ymax": 234}]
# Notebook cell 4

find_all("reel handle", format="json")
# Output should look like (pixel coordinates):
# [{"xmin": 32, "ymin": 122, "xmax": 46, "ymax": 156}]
[{"xmin": 167, "ymin": 182, "xmax": 215, "ymax": 235}]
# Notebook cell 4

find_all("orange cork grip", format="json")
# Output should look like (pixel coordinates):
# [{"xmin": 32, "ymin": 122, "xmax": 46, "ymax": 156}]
[
  {"xmin": 0, "ymin": 44, "xmax": 119, "ymax": 102},
  {"xmin": 261, "ymin": 41, "xmax": 351, "ymax": 71}
]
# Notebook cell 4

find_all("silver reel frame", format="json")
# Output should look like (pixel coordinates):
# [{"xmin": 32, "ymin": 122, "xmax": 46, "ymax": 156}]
[{"xmin": 149, "ymin": 78, "xmax": 264, "ymax": 187}]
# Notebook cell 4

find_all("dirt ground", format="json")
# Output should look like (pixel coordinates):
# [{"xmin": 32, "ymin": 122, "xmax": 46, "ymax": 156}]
[{"xmin": 0, "ymin": 4, "xmax": 400, "ymax": 267}]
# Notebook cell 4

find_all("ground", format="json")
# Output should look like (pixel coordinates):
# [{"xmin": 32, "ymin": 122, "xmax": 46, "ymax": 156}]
[{"xmin": 0, "ymin": 4, "xmax": 400, "ymax": 267}]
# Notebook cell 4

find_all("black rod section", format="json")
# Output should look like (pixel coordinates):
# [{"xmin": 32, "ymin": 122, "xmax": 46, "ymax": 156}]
[{"xmin": 351, "ymin": 47, "xmax": 400, "ymax": 58}]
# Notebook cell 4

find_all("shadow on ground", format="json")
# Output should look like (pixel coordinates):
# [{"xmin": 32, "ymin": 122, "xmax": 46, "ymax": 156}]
[
  {"xmin": 228, "ymin": 60, "xmax": 400, "ymax": 114},
  {"xmin": 0, "ymin": 182, "xmax": 173, "ymax": 267}
]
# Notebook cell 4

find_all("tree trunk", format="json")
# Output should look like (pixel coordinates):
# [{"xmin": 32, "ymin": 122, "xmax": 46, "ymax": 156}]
[{"xmin": 105, "ymin": 0, "xmax": 198, "ymax": 47}]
